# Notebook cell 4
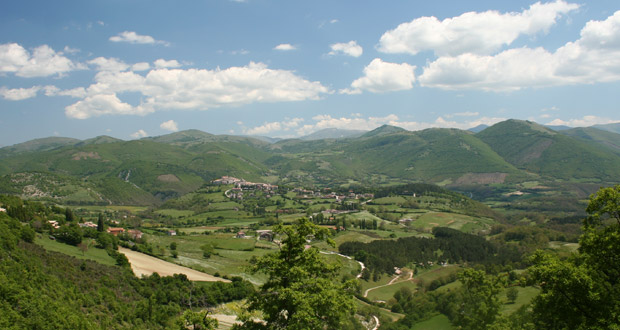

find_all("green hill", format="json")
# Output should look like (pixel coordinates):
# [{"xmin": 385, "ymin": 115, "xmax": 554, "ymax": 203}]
[
  {"xmin": 561, "ymin": 127, "xmax": 620, "ymax": 156},
  {"xmin": 476, "ymin": 119, "xmax": 620, "ymax": 181}
]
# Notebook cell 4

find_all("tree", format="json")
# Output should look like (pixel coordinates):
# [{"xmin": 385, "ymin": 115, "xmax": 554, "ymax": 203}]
[
  {"xmin": 528, "ymin": 185, "xmax": 620, "ymax": 329},
  {"xmin": 506, "ymin": 287, "xmax": 518, "ymax": 304},
  {"xmin": 65, "ymin": 207, "xmax": 75, "ymax": 222},
  {"xmin": 176, "ymin": 310, "xmax": 218, "ymax": 330},
  {"xmin": 451, "ymin": 268, "xmax": 504, "ymax": 330},
  {"xmin": 234, "ymin": 218, "xmax": 356, "ymax": 330},
  {"xmin": 201, "ymin": 243, "xmax": 215, "ymax": 259},
  {"xmin": 97, "ymin": 213, "xmax": 104, "ymax": 232}
]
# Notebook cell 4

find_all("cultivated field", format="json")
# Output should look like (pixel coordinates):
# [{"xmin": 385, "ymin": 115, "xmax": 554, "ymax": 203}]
[{"xmin": 119, "ymin": 247, "xmax": 229, "ymax": 282}]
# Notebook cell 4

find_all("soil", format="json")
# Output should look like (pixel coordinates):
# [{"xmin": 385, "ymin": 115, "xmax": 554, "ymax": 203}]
[{"xmin": 119, "ymin": 247, "xmax": 229, "ymax": 282}]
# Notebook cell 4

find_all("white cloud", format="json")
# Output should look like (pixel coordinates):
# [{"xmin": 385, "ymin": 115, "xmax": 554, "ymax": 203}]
[
  {"xmin": 284, "ymin": 114, "xmax": 506, "ymax": 137},
  {"xmin": 109, "ymin": 31, "xmax": 169, "ymax": 46},
  {"xmin": 160, "ymin": 119, "xmax": 179, "ymax": 132},
  {"xmin": 0, "ymin": 86, "xmax": 41, "ymax": 100},
  {"xmin": 65, "ymin": 94, "xmax": 142, "ymax": 119},
  {"xmin": 65, "ymin": 62, "xmax": 328, "ymax": 119},
  {"xmin": 419, "ymin": 10, "xmax": 620, "ymax": 91},
  {"xmin": 346, "ymin": 58, "xmax": 416, "ymax": 94},
  {"xmin": 63, "ymin": 46, "xmax": 80, "ymax": 54},
  {"xmin": 88, "ymin": 57, "xmax": 130, "ymax": 72},
  {"xmin": 154, "ymin": 59, "xmax": 181, "ymax": 69},
  {"xmin": 546, "ymin": 116, "xmax": 620, "ymax": 127},
  {"xmin": 329, "ymin": 41, "xmax": 363, "ymax": 57},
  {"xmin": 130, "ymin": 129, "xmax": 149, "ymax": 139},
  {"xmin": 0, "ymin": 43, "xmax": 81, "ymax": 78},
  {"xmin": 132, "ymin": 62, "xmax": 151, "ymax": 71},
  {"xmin": 244, "ymin": 118, "xmax": 304, "ymax": 135},
  {"xmin": 274, "ymin": 43, "xmax": 296, "ymax": 51},
  {"xmin": 378, "ymin": 0, "xmax": 579, "ymax": 56}
]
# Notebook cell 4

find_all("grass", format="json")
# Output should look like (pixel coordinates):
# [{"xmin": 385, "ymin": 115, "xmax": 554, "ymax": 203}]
[
  {"xmin": 500, "ymin": 286, "xmax": 540, "ymax": 315},
  {"xmin": 35, "ymin": 235, "xmax": 116, "ymax": 266},
  {"xmin": 411, "ymin": 314, "xmax": 454, "ymax": 330},
  {"xmin": 411, "ymin": 212, "xmax": 495, "ymax": 233},
  {"xmin": 367, "ymin": 279, "xmax": 418, "ymax": 302}
]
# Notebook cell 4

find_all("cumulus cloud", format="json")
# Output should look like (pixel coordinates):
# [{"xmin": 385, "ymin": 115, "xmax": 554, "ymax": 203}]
[
  {"xmin": 109, "ymin": 31, "xmax": 169, "ymax": 46},
  {"xmin": 419, "ymin": 10, "xmax": 620, "ymax": 91},
  {"xmin": 378, "ymin": 0, "xmax": 579, "ymax": 56},
  {"xmin": 132, "ymin": 62, "xmax": 150, "ymax": 71},
  {"xmin": 88, "ymin": 57, "xmax": 130, "ymax": 72},
  {"xmin": 130, "ymin": 129, "xmax": 149, "ymax": 139},
  {"xmin": 0, "ymin": 43, "xmax": 81, "ymax": 77},
  {"xmin": 244, "ymin": 118, "xmax": 304, "ymax": 135},
  {"xmin": 274, "ymin": 43, "xmax": 296, "ymax": 51},
  {"xmin": 160, "ymin": 119, "xmax": 179, "ymax": 132},
  {"xmin": 0, "ymin": 86, "xmax": 41, "ymax": 100},
  {"xmin": 329, "ymin": 41, "xmax": 363, "ymax": 57},
  {"xmin": 546, "ymin": 116, "xmax": 620, "ymax": 127},
  {"xmin": 154, "ymin": 59, "xmax": 181, "ymax": 68},
  {"xmin": 65, "ymin": 94, "xmax": 141, "ymax": 119},
  {"xmin": 64, "ymin": 62, "xmax": 328, "ymax": 119},
  {"xmin": 345, "ymin": 58, "xmax": 415, "ymax": 94}
]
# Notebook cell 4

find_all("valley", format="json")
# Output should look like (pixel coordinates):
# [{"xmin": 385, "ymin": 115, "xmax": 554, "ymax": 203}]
[{"xmin": 1, "ymin": 119, "xmax": 619, "ymax": 329}]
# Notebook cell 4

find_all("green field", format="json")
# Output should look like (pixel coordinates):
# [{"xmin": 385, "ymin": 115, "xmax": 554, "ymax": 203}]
[
  {"xmin": 35, "ymin": 235, "xmax": 116, "ymax": 266},
  {"xmin": 411, "ymin": 314, "xmax": 454, "ymax": 330},
  {"xmin": 410, "ymin": 212, "xmax": 495, "ymax": 233}
]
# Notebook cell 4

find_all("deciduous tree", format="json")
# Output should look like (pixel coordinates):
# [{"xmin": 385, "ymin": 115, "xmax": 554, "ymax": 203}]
[{"xmin": 234, "ymin": 218, "xmax": 356, "ymax": 330}]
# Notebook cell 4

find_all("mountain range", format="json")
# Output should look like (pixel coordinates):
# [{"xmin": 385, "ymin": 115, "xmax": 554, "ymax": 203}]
[{"xmin": 1, "ymin": 119, "xmax": 619, "ymax": 205}]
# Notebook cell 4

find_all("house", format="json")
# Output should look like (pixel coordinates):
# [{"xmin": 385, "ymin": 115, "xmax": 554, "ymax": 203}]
[
  {"xmin": 167, "ymin": 230, "xmax": 177, "ymax": 236},
  {"xmin": 236, "ymin": 231, "xmax": 246, "ymax": 239},
  {"xmin": 48, "ymin": 220, "xmax": 60, "ymax": 229},
  {"xmin": 128, "ymin": 229, "xmax": 143, "ymax": 240},
  {"xmin": 256, "ymin": 230, "xmax": 273, "ymax": 241},
  {"xmin": 107, "ymin": 227, "xmax": 125, "ymax": 236},
  {"xmin": 79, "ymin": 221, "xmax": 98, "ymax": 228},
  {"xmin": 0, "ymin": 207, "xmax": 6, "ymax": 212}
]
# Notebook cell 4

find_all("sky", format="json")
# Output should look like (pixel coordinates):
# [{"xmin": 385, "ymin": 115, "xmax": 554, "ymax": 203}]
[{"xmin": 1, "ymin": 0, "xmax": 620, "ymax": 146}]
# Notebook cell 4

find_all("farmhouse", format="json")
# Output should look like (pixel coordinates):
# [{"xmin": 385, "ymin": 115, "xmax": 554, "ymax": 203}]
[
  {"xmin": 128, "ymin": 229, "xmax": 143, "ymax": 240},
  {"xmin": 107, "ymin": 227, "xmax": 125, "ymax": 236},
  {"xmin": 236, "ymin": 231, "xmax": 246, "ymax": 239}
]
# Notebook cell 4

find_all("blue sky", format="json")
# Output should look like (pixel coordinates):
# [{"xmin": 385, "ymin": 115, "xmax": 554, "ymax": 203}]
[{"xmin": 1, "ymin": 0, "xmax": 620, "ymax": 146}]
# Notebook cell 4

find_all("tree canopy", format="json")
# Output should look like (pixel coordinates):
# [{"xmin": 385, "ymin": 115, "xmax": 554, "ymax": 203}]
[
  {"xmin": 529, "ymin": 184, "xmax": 620, "ymax": 329},
  {"xmin": 234, "ymin": 218, "xmax": 357, "ymax": 330}
]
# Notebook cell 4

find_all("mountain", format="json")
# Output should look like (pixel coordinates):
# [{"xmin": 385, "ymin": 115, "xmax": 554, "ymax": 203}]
[
  {"xmin": 361, "ymin": 124, "xmax": 406, "ymax": 138},
  {"xmin": 0, "ymin": 137, "xmax": 80, "ymax": 158},
  {"xmin": 77, "ymin": 135, "xmax": 124, "ymax": 146},
  {"xmin": 560, "ymin": 127, "xmax": 620, "ymax": 156},
  {"xmin": 593, "ymin": 122, "xmax": 620, "ymax": 134},
  {"xmin": 545, "ymin": 125, "xmax": 572, "ymax": 131},
  {"xmin": 300, "ymin": 128, "xmax": 366, "ymax": 140},
  {"xmin": 468, "ymin": 124, "xmax": 488, "ymax": 133},
  {"xmin": 2, "ymin": 119, "xmax": 620, "ymax": 205},
  {"xmin": 476, "ymin": 119, "xmax": 620, "ymax": 181}
]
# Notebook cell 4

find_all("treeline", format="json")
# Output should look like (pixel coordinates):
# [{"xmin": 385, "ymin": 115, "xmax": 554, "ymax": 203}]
[
  {"xmin": 0, "ymin": 207, "xmax": 254, "ymax": 329},
  {"xmin": 339, "ymin": 227, "xmax": 521, "ymax": 274}
]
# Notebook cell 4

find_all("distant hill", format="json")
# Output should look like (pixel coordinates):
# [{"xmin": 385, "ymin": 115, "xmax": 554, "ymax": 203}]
[
  {"xmin": 593, "ymin": 122, "xmax": 620, "ymax": 134},
  {"xmin": 468, "ymin": 124, "xmax": 488, "ymax": 133},
  {"xmin": 561, "ymin": 127, "xmax": 620, "ymax": 156},
  {"xmin": 545, "ymin": 125, "xmax": 572, "ymax": 131},
  {"xmin": 300, "ymin": 128, "xmax": 366, "ymax": 140},
  {"xmin": 0, "ymin": 137, "xmax": 80, "ymax": 158},
  {"xmin": 2, "ymin": 119, "xmax": 620, "ymax": 205},
  {"xmin": 476, "ymin": 119, "xmax": 620, "ymax": 180},
  {"xmin": 361, "ymin": 124, "xmax": 406, "ymax": 138}
]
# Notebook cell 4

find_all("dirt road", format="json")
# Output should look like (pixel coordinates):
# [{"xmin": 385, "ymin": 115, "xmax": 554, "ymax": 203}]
[{"xmin": 119, "ymin": 247, "xmax": 229, "ymax": 282}]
